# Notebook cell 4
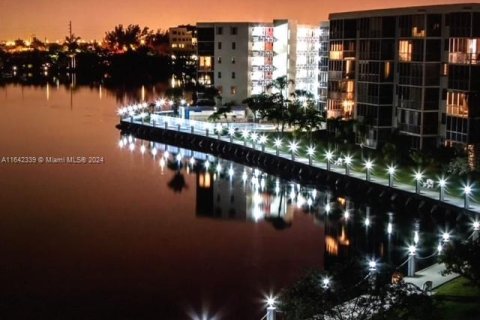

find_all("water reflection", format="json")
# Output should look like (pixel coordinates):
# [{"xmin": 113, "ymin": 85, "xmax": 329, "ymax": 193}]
[{"xmin": 118, "ymin": 134, "xmax": 477, "ymax": 273}]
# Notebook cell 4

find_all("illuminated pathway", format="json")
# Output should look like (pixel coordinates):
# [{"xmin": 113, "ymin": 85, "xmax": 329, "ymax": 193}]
[{"xmin": 119, "ymin": 113, "xmax": 480, "ymax": 214}]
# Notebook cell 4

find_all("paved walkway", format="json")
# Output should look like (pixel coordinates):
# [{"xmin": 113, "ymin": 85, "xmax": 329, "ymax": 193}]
[
  {"xmin": 122, "ymin": 114, "xmax": 480, "ymax": 214},
  {"xmin": 404, "ymin": 263, "xmax": 459, "ymax": 290}
]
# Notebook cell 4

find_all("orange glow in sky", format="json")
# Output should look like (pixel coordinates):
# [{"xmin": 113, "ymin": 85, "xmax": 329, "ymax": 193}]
[{"xmin": 0, "ymin": 0, "xmax": 473, "ymax": 40}]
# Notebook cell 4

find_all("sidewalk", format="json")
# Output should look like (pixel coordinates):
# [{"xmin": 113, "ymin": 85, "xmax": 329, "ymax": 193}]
[{"xmin": 404, "ymin": 263, "xmax": 459, "ymax": 290}]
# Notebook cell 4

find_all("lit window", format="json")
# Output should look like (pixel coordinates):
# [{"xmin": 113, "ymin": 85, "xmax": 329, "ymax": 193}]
[
  {"xmin": 447, "ymin": 91, "xmax": 468, "ymax": 118},
  {"xmin": 399, "ymin": 40, "xmax": 412, "ymax": 62},
  {"xmin": 199, "ymin": 56, "xmax": 212, "ymax": 68},
  {"xmin": 218, "ymin": 57, "xmax": 222, "ymax": 63},
  {"xmin": 231, "ymin": 86, "xmax": 237, "ymax": 95}
]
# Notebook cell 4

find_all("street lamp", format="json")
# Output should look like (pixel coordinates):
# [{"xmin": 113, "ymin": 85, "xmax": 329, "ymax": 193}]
[
  {"xmin": 463, "ymin": 184, "xmax": 472, "ymax": 209},
  {"xmin": 407, "ymin": 244, "xmax": 417, "ymax": 277},
  {"xmin": 472, "ymin": 219, "xmax": 479, "ymax": 241},
  {"xmin": 266, "ymin": 296, "xmax": 277, "ymax": 320},
  {"xmin": 274, "ymin": 138, "xmax": 282, "ymax": 156},
  {"xmin": 228, "ymin": 166, "xmax": 234, "ymax": 179},
  {"xmin": 442, "ymin": 231, "xmax": 450, "ymax": 243},
  {"xmin": 325, "ymin": 150, "xmax": 334, "ymax": 171},
  {"xmin": 250, "ymin": 132, "xmax": 258, "ymax": 149},
  {"xmin": 288, "ymin": 140, "xmax": 298, "ymax": 161},
  {"xmin": 344, "ymin": 154, "xmax": 352, "ymax": 176},
  {"xmin": 325, "ymin": 203, "xmax": 331, "ymax": 215},
  {"xmin": 414, "ymin": 170, "xmax": 423, "ymax": 194},
  {"xmin": 387, "ymin": 165, "xmax": 396, "ymax": 187},
  {"xmin": 259, "ymin": 135, "xmax": 268, "ymax": 152},
  {"xmin": 228, "ymin": 127, "xmax": 236, "ymax": 143},
  {"xmin": 364, "ymin": 159, "xmax": 374, "ymax": 181},
  {"xmin": 242, "ymin": 129, "xmax": 249, "ymax": 146},
  {"xmin": 307, "ymin": 145, "xmax": 315, "ymax": 166},
  {"xmin": 438, "ymin": 177, "xmax": 447, "ymax": 202},
  {"xmin": 322, "ymin": 277, "xmax": 331, "ymax": 289}
]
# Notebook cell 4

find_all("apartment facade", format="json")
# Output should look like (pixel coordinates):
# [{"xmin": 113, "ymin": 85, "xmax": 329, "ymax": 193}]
[
  {"xmin": 328, "ymin": 3, "xmax": 480, "ymax": 161},
  {"xmin": 196, "ymin": 20, "xmax": 327, "ymax": 105}
]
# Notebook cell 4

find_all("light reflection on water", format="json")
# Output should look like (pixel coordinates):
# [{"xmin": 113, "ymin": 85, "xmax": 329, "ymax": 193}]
[{"xmin": 0, "ymin": 83, "xmax": 475, "ymax": 319}]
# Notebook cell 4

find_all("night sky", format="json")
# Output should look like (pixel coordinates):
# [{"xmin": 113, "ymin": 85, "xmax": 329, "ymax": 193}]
[{"xmin": 0, "ymin": 0, "xmax": 473, "ymax": 40}]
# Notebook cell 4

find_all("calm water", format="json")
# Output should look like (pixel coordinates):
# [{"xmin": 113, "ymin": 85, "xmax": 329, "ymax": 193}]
[{"xmin": 0, "ymin": 83, "xmax": 471, "ymax": 319}]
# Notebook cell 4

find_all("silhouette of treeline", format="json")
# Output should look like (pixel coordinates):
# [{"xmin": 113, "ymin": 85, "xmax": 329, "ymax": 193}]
[{"xmin": 0, "ymin": 24, "xmax": 186, "ymax": 85}]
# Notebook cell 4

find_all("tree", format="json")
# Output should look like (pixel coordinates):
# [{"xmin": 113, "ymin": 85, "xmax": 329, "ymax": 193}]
[
  {"xmin": 280, "ymin": 259, "xmax": 438, "ymax": 320},
  {"xmin": 208, "ymin": 104, "xmax": 232, "ymax": 123},
  {"xmin": 266, "ymin": 76, "xmax": 295, "ymax": 133},
  {"xmin": 446, "ymin": 157, "xmax": 470, "ymax": 176},
  {"xmin": 104, "ymin": 24, "xmax": 151, "ymax": 52},
  {"xmin": 242, "ymin": 93, "xmax": 272, "ymax": 123},
  {"xmin": 440, "ymin": 239, "xmax": 480, "ymax": 289}
]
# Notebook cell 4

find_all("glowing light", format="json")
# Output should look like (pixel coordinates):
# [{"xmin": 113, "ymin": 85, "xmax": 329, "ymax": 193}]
[
  {"xmin": 228, "ymin": 166, "xmax": 234, "ymax": 177},
  {"xmin": 414, "ymin": 171, "xmax": 423, "ymax": 181},
  {"xmin": 128, "ymin": 135, "xmax": 134, "ymax": 144},
  {"xmin": 259, "ymin": 135, "xmax": 267, "ymax": 145},
  {"xmin": 438, "ymin": 177, "xmax": 447, "ymax": 188},
  {"xmin": 204, "ymin": 160, "xmax": 210, "ymax": 170},
  {"xmin": 325, "ymin": 150, "xmax": 334, "ymax": 161},
  {"xmin": 364, "ymin": 159, "xmax": 373, "ymax": 170},
  {"xmin": 325, "ymin": 204, "xmax": 331, "ymax": 214},
  {"xmin": 180, "ymin": 99, "xmax": 186, "ymax": 105},
  {"xmin": 387, "ymin": 223, "xmax": 393, "ymax": 235},
  {"xmin": 408, "ymin": 245, "xmax": 416, "ymax": 255},
  {"xmin": 322, "ymin": 277, "xmax": 331, "ymax": 289},
  {"xmin": 159, "ymin": 158, "xmax": 165, "ymax": 168},
  {"xmin": 228, "ymin": 128, "xmax": 236, "ymax": 136},
  {"xmin": 164, "ymin": 151, "xmax": 170, "ymax": 159},
  {"xmin": 118, "ymin": 140, "xmax": 124, "ymax": 148},
  {"xmin": 288, "ymin": 140, "xmax": 299, "ymax": 153},
  {"xmin": 189, "ymin": 157, "xmax": 195, "ymax": 165},
  {"xmin": 442, "ymin": 232, "xmax": 450, "ymax": 242},
  {"xmin": 344, "ymin": 210, "xmax": 350, "ymax": 220},
  {"xmin": 242, "ymin": 129, "xmax": 249, "ymax": 139},
  {"xmin": 266, "ymin": 296, "xmax": 277, "ymax": 308},
  {"xmin": 216, "ymin": 163, "xmax": 222, "ymax": 173},
  {"xmin": 464, "ymin": 185, "xmax": 472, "ymax": 195},
  {"xmin": 306, "ymin": 145, "xmax": 316, "ymax": 156},
  {"xmin": 414, "ymin": 231, "xmax": 419, "ymax": 244},
  {"xmin": 250, "ymin": 132, "xmax": 258, "ymax": 142},
  {"xmin": 307, "ymin": 198, "xmax": 313, "ymax": 207},
  {"xmin": 242, "ymin": 171, "xmax": 248, "ymax": 182},
  {"xmin": 364, "ymin": 217, "xmax": 370, "ymax": 227},
  {"xmin": 129, "ymin": 143, "xmax": 135, "ymax": 151},
  {"xmin": 368, "ymin": 259, "xmax": 377, "ymax": 271},
  {"xmin": 344, "ymin": 155, "xmax": 352, "ymax": 165},
  {"xmin": 473, "ymin": 220, "xmax": 480, "ymax": 231},
  {"xmin": 274, "ymin": 138, "xmax": 282, "ymax": 148},
  {"xmin": 151, "ymin": 148, "xmax": 158, "ymax": 157},
  {"xmin": 387, "ymin": 165, "xmax": 396, "ymax": 175},
  {"xmin": 437, "ymin": 242, "xmax": 443, "ymax": 253},
  {"xmin": 140, "ymin": 145, "xmax": 146, "ymax": 154}
]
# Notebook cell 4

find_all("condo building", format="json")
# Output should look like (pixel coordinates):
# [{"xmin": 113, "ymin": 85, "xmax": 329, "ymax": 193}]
[
  {"xmin": 196, "ymin": 20, "xmax": 328, "ymax": 105},
  {"xmin": 328, "ymin": 3, "xmax": 480, "ymax": 164}
]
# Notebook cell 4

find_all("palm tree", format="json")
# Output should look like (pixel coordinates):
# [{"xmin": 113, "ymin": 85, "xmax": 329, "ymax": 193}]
[{"xmin": 265, "ymin": 76, "xmax": 295, "ymax": 133}]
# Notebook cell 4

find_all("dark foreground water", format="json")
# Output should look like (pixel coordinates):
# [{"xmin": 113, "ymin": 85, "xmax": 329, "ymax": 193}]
[{"xmin": 0, "ymin": 83, "xmax": 473, "ymax": 320}]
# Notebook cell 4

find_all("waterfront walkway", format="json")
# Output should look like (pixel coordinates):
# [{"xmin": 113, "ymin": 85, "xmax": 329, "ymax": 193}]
[
  {"xmin": 404, "ymin": 263, "xmax": 459, "ymax": 290},
  {"xmin": 121, "ymin": 114, "xmax": 480, "ymax": 214}
]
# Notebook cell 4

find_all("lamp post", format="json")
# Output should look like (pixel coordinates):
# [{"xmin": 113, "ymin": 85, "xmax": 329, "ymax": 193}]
[
  {"xmin": 274, "ymin": 138, "xmax": 282, "ymax": 156},
  {"xmin": 364, "ymin": 159, "xmax": 373, "ymax": 181},
  {"xmin": 325, "ymin": 150, "xmax": 334, "ymax": 171},
  {"xmin": 387, "ymin": 165, "xmax": 395, "ymax": 187},
  {"xmin": 344, "ymin": 155, "xmax": 352, "ymax": 176},
  {"xmin": 414, "ymin": 171, "xmax": 423, "ymax": 194},
  {"xmin": 463, "ymin": 184, "xmax": 472, "ymax": 209},
  {"xmin": 322, "ymin": 277, "xmax": 331, "ymax": 289},
  {"xmin": 250, "ymin": 132, "xmax": 258, "ymax": 149},
  {"xmin": 228, "ymin": 127, "xmax": 235, "ymax": 143},
  {"xmin": 242, "ymin": 129, "xmax": 249, "ymax": 146},
  {"xmin": 259, "ymin": 135, "xmax": 268, "ymax": 152},
  {"xmin": 407, "ymin": 245, "xmax": 417, "ymax": 277},
  {"xmin": 307, "ymin": 145, "xmax": 315, "ymax": 166},
  {"xmin": 438, "ymin": 177, "xmax": 447, "ymax": 202},
  {"xmin": 368, "ymin": 259, "xmax": 377, "ymax": 289},
  {"xmin": 473, "ymin": 220, "xmax": 479, "ymax": 241},
  {"xmin": 289, "ymin": 140, "xmax": 298, "ymax": 161},
  {"xmin": 266, "ymin": 296, "xmax": 277, "ymax": 320}
]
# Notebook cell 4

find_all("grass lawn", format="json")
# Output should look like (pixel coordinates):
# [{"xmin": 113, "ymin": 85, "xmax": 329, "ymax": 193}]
[{"xmin": 435, "ymin": 277, "xmax": 480, "ymax": 320}]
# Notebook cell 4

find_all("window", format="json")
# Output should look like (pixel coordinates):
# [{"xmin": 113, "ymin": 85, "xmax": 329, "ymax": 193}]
[
  {"xmin": 199, "ymin": 56, "xmax": 212, "ymax": 68},
  {"xmin": 217, "ymin": 57, "xmax": 222, "ymax": 63},
  {"xmin": 218, "ymin": 42, "xmax": 222, "ymax": 50},
  {"xmin": 231, "ymin": 57, "xmax": 236, "ymax": 64},
  {"xmin": 231, "ymin": 27, "xmax": 237, "ymax": 35},
  {"xmin": 447, "ymin": 91, "xmax": 468, "ymax": 117},
  {"xmin": 399, "ymin": 40, "xmax": 412, "ymax": 62},
  {"xmin": 218, "ymin": 72, "xmax": 222, "ymax": 79},
  {"xmin": 217, "ymin": 27, "xmax": 223, "ymax": 35},
  {"xmin": 231, "ymin": 86, "xmax": 237, "ymax": 95},
  {"xmin": 232, "ymin": 42, "xmax": 236, "ymax": 50},
  {"xmin": 232, "ymin": 72, "xmax": 236, "ymax": 79}
]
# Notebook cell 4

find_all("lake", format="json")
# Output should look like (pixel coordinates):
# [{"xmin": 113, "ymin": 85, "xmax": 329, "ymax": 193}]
[{"xmin": 0, "ymin": 83, "xmax": 471, "ymax": 319}]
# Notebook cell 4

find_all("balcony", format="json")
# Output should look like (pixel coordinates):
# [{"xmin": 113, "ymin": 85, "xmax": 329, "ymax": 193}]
[{"xmin": 449, "ymin": 52, "xmax": 480, "ymax": 65}]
